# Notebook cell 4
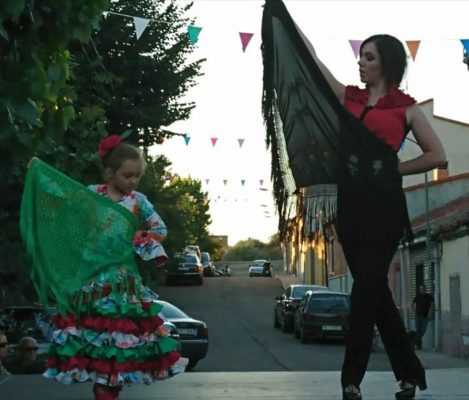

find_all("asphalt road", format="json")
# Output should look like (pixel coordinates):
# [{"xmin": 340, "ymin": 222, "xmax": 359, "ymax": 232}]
[{"xmin": 154, "ymin": 263, "xmax": 395, "ymax": 372}]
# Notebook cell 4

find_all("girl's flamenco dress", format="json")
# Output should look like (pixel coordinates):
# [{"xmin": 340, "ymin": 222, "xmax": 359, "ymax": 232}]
[{"xmin": 20, "ymin": 159, "xmax": 183, "ymax": 388}]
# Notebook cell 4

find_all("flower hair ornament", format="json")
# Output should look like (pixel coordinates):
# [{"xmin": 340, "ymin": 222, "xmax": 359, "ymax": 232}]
[{"xmin": 98, "ymin": 135, "xmax": 122, "ymax": 158}]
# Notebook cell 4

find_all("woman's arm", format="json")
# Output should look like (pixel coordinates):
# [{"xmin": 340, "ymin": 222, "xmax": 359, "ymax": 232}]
[
  {"xmin": 295, "ymin": 23, "xmax": 346, "ymax": 103},
  {"xmin": 399, "ymin": 105, "xmax": 446, "ymax": 176}
]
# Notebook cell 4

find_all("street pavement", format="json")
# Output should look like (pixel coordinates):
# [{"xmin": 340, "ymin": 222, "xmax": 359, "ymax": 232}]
[{"xmin": 1, "ymin": 273, "xmax": 468, "ymax": 400}]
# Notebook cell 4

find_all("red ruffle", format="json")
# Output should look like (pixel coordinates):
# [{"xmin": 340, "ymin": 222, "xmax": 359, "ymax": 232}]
[
  {"xmin": 52, "ymin": 314, "xmax": 164, "ymax": 335},
  {"xmin": 346, "ymin": 85, "xmax": 416, "ymax": 108},
  {"xmin": 46, "ymin": 352, "xmax": 180, "ymax": 373}
]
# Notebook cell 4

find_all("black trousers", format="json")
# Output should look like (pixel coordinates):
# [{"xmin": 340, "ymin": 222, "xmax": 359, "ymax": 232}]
[{"xmin": 337, "ymin": 186, "xmax": 424, "ymax": 388}]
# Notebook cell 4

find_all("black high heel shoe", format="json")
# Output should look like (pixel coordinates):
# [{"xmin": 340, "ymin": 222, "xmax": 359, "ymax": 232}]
[
  {"xmin": 395, "ymin": 372, "xmax": 427, "ymax": 400},
  {"xmin": 343, "ymin": 386, "xmax": 362, "ymax": 400}
]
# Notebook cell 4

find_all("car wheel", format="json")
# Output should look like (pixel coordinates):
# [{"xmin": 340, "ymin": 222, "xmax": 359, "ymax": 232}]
[
  {"xmin": 300, "ymin": 327, "xmax": 308, "ymax": 344},
  {"xmin": 281, "ymin": 316, "xmax": 291, "ymax": 333},
  {"xmin": 273, "ymin": 312, "xmax": 280, "ymax": 328},
  {"xmin": 294, "ymin": 322, "xmax": 300, "ymax": 338},
  {"xmin": 186, "ymin": 359, "xmax": 199, "ymax": 371}
]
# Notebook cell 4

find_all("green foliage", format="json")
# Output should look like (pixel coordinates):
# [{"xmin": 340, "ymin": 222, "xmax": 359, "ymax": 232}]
[
  {"xmin": 73, "ymin": 0, "xmax": 204, "ymax": 147},
  {"xmin": 223, "ymin": 237, "xmax": 282, "ymax": 261},
  {"xmin": 0, "ymin": 0, "xmax": 109, "ymax": 305}
]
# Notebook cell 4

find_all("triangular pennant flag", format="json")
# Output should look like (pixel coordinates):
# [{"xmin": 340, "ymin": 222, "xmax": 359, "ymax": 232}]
[
  {"xmin": 348, "ymin": 40, "xmax": 362, "ymax": 59},
  {"xmin": 461, "ymin": 39, "xmax": 469, "ymax": 53},
  {"xmin": 259, "ymin": 179, "xmax": 264, "ymax": 186},
  {"xmin": 238, "ymin": 138, "xmax": 245, "ymax": 148},
  {"xmin": 223, "ymin": 179, "xmax": 227, "ymax": 186},
  {"xmin": 133, "ymin": 17, "xmax": 150, "ymax": 40},
  {"xmin": 188, "ymin": 25, "xmax": 202, "ymax": 45},
  {"xmin": 406, "ymin": 40, "xmax": 421, "ymax": 61},
  {"xmin": 239, "ymin": 32, "xmax": 254, "ymax": 52},
  {"xmin": 205, "ymin": 179, "xmax": 210, "ymax": 185},
  {"xmin": 241, "ymin": 179, "xmax": 246, "ymax": 186},
  {"xmin": 183, "ymin": 135, "xmax": 191, "ymax": 146},
  {"xmin": 210, "ymin": 137, "xmax": 218, "ymax": 147}
]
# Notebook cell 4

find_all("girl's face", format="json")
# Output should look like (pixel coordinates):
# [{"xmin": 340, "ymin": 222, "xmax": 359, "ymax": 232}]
[
  {"xmin": 358, "ymin": 41, "xmax": 383, "ymax": 85},
  {"xmin": 107, "ymin": 158, "xmax": 145, "ymax": 195}
]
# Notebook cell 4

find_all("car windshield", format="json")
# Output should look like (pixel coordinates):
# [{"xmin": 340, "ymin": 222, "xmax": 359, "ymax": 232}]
[
  {"xmin": 201, "ymin": 253, "xmax": 210, "ymax": 262},
  {"xmin": 159, "ymin": 302, "xmax": 189, "ymax": 319},
  {"xmin": 252, "ymin": 261, "xmax": 266, "ymax": 267},
  {"xmin": 181, "ymin": 255, "xmax": 198, "ymax": 263},
  {"xmin": 307, "ymin": 294, "xmax": 350, "ymax": 312}
]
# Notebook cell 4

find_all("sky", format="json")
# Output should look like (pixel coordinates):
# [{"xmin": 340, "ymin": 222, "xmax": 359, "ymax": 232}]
[{"xmin": 150, "ymin": 0, "xmax": 469, "ymax": 246}]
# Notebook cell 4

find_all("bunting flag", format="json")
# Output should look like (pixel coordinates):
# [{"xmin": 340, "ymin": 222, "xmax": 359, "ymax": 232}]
[
  {"xmin": 259, "ymin": 179, "xmax": 264, "ymax": 186},
  {"xmin": 133, "ymin": 16, "xmax": 150, "ymax": 40},
  {"xmin": 348, "ymin": 40, "xmax": 362, "ymax": 59},
  {"xmin": 406, "ymin": 40, "xmax": 421, "ymax": 61},
  {"xmin": 183, "ymin": 135, "xmax": 191, "ymax": 146},
  {"xmin": 241, "ymin": 179, "xmax": 246, "ymax": 186},
  {"xmin": 239, "ymin": 32, "xmax": 254, "ymax": 52},
  {"xmin": 223, "ymin": 179, "xmax": 227, "ymax": 185},
  {"xmin": 205, "ymin": 179, "xmax": 210, "ymax": 185},
  {"xmin": 461, "ymin": 39, "xmax": 469, "ymax": 53},
  {"xmin": 188, "ymin": 25, "xmax": 202, "ymax": 44},
  {"xmin": 238, "ymin": 138, "xmax": 245, "ymax": 148},
  {"xmin": 210, "ymin": 137, "xmax": 218, "ymax": 146}
]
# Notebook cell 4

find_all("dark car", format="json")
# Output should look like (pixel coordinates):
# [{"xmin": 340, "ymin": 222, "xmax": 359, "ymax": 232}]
[
  {"xmin": 0, "ymin": 306, "xmax": 57, "ymax": 356},
  {"xmin": 165, "ymin": 253, "xmax": 204, "ymax": 285},
  {"xmin": 293, "ymin": 290, "xmax": 351, "ymax": 343},
  {"xmin": 274, "ymin": 284, "xmax": 331, "ymax": 333},
  {"xmin": 155, "ymin": 300, "xmax": 208, "ymax": 371},
  {"xmin": 201, "ymin": 252, "xmax": 215, "ymax": 277}
]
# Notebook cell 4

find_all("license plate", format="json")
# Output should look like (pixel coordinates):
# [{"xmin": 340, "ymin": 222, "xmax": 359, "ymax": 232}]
[
  {"xmin": 178, "ymin": 328, "xmax": 197, "ymax": 335},
  {"xmin": 322, "ymin": 325, "xmax": 342, "ymax": 331},
  {"xmin": 178, "ymin": 267, "xmax": 189, "ymax": 271}
]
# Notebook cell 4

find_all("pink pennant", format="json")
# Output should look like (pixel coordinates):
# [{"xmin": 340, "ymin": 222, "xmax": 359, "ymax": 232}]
[
  {"xmin": 259, "ymin": 179, "xmax": 264, "ymax": 186},
  {"xmin": 349, "ymin": 40, "xmax": 362, "ymax": 59},
  {"xmin": 210, "ymin": 137, "xmax": 218, "ymax": 147},
  {"xmin": 239, "ymin": 32, "xmax": 254, "ymax": 52}
]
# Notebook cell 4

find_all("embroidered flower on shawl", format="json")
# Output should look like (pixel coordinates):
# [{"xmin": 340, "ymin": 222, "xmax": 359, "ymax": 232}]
[
  {"xmin": 346, "ymin": 86, "xmax": 416, "ymax": 108},
  {"xmin": 98, "ymin": 135, "xmax": 122, "ymax": 158}
]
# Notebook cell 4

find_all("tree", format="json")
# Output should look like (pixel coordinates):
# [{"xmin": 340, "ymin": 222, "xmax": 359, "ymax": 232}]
[
  {"xmin": 73, "ymin": 0, "xmax": 204, "ymax": 147},
  {"xmin": 0, "ymin": 0, "xmax": 109, "ymax": 304}
]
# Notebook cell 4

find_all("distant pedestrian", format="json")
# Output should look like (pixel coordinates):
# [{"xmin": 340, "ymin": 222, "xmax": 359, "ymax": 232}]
[{"xmin": 412, "ymin": 285, "xmax": 434, "ymax": 349}]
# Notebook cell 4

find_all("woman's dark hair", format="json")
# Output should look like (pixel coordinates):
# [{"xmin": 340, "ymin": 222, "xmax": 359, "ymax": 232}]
[
  {"xmin": 360, "ymin": 34, "xmax": 407, "ymax": 87},
  {"xmin": 100, "ymin": 143, "xmax": 144, "ymax": 172}
]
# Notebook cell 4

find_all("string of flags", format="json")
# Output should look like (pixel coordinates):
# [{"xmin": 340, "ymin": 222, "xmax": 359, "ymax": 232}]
[
  {"xmin": 167, "ymin": 175, "xmax": 267, "ymax": 187},
  {"xmin": 104, "ymin": 10, "xmax": 469, "ymax": 60},
  {"xmin": 182, "ymin": 136, "xmax": 248, "ymax": 147}
]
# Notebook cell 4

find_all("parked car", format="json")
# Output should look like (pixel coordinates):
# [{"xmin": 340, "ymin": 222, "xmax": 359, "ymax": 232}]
[
  {"xmin": 293, "ymin": 290, "xmax": 351, "ymax": 343},
  {"xmin": 0, "ymin": 306, "xmax": 57, "ymax": 355},
  {"xmin": 155, "ymin": 300, "xmax": 208, "ymax": 371},
  {"xmin": 165, "ymin": 253, "xmax": 204, "ymax": 285},
  {"xmin": 201, "ymin": 252, "xmax": 215, "ymax": 277},
  {"xmin": 274, "ymin": 284, "xmax": 331, "ymax": 332},
  {"xmin": 248, "ymin": 259, "xmax": 272, "ymax": 277}
]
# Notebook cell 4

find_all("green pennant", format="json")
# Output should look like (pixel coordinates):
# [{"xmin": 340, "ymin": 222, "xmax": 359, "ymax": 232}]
[{"xmin": 188, "ymin": 25, "xmax": 202, "ymax": 45}]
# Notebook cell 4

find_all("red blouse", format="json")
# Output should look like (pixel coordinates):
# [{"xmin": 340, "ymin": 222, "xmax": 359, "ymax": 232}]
[{"xmin": 344, "ymin": 85, "xmax": 416, "ymax": 151}]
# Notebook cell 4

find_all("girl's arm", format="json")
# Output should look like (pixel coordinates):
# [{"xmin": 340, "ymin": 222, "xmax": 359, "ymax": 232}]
[
  {"xmin": 399, "ymin": 105, "xmax": 446, "ymax": 176},
  {"xmin": 295, "ymin": 23, "xmax": 346, "ymax": 103}
]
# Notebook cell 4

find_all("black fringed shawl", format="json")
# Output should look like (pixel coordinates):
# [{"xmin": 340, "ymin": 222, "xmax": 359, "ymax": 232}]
[{"xmin": 261, "ymin": 0, "xmax": 403, "ymax": 238}]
